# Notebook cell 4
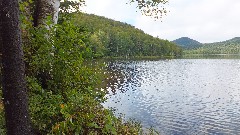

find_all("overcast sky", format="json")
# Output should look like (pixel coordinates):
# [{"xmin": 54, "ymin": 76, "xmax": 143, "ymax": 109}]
[{"xmin": 82, "ymin": 0, "xmax": 240, "ymax": 43}]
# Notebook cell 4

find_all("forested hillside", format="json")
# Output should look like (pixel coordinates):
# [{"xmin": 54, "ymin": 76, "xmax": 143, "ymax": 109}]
[
  {"xmin": 172, "ymin": 37, "xmax": 202, "ymax": 49},
  {"xmin": 72, "ymin": 13, "xmax": 182, "ymax": 58},
  {"xmin": 184, "ymin": 37, "xmax": 240, "ymax": 55}
]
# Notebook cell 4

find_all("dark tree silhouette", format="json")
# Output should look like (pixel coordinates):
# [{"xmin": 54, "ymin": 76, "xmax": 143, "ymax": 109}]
[{"xmin": 0, "ymin": 0, "xmax": 32, "ymax": 134}]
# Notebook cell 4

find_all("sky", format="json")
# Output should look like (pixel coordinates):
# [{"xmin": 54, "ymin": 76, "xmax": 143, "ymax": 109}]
[{"xmin": 82, "ymin": 0, "xmax": 240, "ymax": 43}]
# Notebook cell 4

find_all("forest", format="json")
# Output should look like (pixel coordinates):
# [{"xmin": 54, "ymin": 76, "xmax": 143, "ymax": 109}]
[
  {"xmin": 0, "ymin": 0, "xmax": 179, "ymax": 134},
  {"xmin": 73, "ymin": 13, "xmax": 182, "ymax": 58},
  {"xmin": 183, "ymin": 37, "xmax": 240, "ymax": 55}
]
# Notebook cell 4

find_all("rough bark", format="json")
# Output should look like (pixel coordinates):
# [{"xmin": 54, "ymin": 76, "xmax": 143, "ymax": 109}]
[
  {"xmin": 0, "ymin": 0, "xmax": 32, "ymax": 134},
  {"xmin": 0, "ymin": 21, "xmax": 2, "ymax": 57}
]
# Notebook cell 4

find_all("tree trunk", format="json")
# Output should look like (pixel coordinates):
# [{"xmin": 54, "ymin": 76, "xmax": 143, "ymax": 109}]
[
  {"xmin": 0, "ymin": 0, "xmax": 32, "ymax": 134},
  {"xmin": 51, "ymin": 0, "xmax": 60, "ymax": 24},
  {"xmin": 33, "ymin": 0, "xmax": 60, "ymax": 27}
]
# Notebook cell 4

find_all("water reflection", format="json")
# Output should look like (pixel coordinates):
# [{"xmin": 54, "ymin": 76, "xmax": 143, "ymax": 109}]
[{"xmin": 103, "ymin": 59, "xmax": 240, "ymax": 135}]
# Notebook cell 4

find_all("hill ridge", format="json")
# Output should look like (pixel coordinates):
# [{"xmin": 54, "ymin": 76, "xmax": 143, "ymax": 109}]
[
  {"xmin": 74, "ymin": 13, "xmax": 182, "ymax": 57},
  {"xmin": 184, "ymin": 37, "xmax": 240, "ymax": 55},
  {"xmin": 172, "ymin": 37, "xmax": 202, "ymax": 49}
]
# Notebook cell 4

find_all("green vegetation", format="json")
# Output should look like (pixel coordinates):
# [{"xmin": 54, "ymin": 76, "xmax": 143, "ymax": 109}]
[
  {"xmin": 0, "ymin": 0, "xmax": 180, "ymax": 134},
  {"xmin": 74, "ymin": 13, "xmax": 182, "ymax": 58},
  {"xmin": 184, "ymin": 37, "xmax": 240, "ymax": 55},
  {"xmin": 0, "ymin": 10, "xmax": 143, "ymax": 135},
  {"xmin": 172, "ymin": 37, "xmax": 202, "ymax": 50},
  {"xmin": 174, "ymin": 37, "xmax": 240, "ymax": 57}
]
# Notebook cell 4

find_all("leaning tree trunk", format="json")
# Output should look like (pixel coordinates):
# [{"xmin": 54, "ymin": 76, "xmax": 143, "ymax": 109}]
[{"xmin": 0, "ymin": 0, "xmax": 32, "ymax": 134}]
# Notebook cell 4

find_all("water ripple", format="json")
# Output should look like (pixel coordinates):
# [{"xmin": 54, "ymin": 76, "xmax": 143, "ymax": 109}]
[{"xmin": 104, "ymin": 59, "xmax": 240, "ymax": 134}]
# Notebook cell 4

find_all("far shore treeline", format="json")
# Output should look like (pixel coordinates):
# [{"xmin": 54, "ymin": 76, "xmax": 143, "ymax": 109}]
[
  {"xmin": 72, "ymin": 13, "xmax": 182, "ymax": 58},
  {"xmin": 173, "ymin": 37, "xmax": 240, "ymax": 56}
]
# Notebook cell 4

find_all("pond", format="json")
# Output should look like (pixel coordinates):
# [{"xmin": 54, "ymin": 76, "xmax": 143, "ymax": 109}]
[{"xmin": 103, "ymin": 59, "xmax": 240, "ymax": 135}]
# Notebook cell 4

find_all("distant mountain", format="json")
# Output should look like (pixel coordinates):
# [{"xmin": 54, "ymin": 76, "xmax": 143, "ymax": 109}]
[
  {"xmin": 228, "ymin": 37, "xmax": 240, "ymax": 43},
  {"xmin": 172, "ymin": 37, "xmax": 202, "ymax": 49},
  {"xmin": 185, "ymin": 37, "xmax": 240, "ymax": 55},
  {"xmin": 209, "ymin": 37, "xmax": 240, "ymax": 44}
]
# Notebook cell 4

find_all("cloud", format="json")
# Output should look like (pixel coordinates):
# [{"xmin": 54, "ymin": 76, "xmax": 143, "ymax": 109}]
[
  {"xmin": 82, "ymin": 0, "xmax": 138, "ymax": 24},
  {"xmin": 82, "ymin": 0, "xmax": 240, "ymax": 43}
]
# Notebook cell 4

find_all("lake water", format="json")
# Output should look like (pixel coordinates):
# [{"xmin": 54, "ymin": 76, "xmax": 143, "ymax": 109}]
[{"xmin": 103, "ymin": 59, "xmax": 240, "ymax": 135}]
